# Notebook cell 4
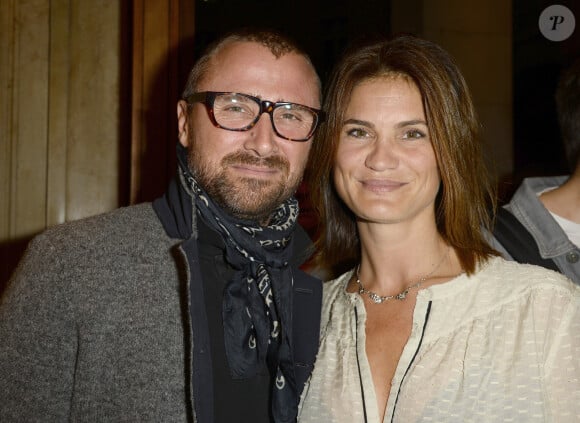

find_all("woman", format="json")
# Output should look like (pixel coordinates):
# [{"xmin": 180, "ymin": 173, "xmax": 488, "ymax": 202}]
[{"xmin": 298, "ymin": 35, "xmax": 580, "ymax": 422}]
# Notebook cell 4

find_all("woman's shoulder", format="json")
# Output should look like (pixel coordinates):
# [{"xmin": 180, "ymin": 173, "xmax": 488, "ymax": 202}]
[
  {"xmin": 478, "ymin": 255, "xmax": 578, "ymax": 297},
  {"xmin": 318, "ymin": 270, "xmax": 356, "ymax": 330},
  {"xmin": 322, "ymin": 270, "xmax": 354, "ymax": 300}
]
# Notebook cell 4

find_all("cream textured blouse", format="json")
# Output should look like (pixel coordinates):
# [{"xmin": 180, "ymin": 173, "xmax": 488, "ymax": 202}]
[{"xmin": 298, "ymin": 257, "xmax": 580, "ymax": 422}]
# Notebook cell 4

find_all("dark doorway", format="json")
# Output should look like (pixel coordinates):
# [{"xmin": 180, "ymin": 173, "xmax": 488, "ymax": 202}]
[
  {"xmin": 512, "ymin": 0, "xmax": 580, "ymax": 184},
  {"xmin": 188, "ymin": 0, "xmax": 392, "ymax": 89}
]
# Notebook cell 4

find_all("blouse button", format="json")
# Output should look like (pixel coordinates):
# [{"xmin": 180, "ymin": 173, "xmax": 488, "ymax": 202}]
[{"xmin": 566, "ymin": 251, "xmax": 579, "ymax": 263}]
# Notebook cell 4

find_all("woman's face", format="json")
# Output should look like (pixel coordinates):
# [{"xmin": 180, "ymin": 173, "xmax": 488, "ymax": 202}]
[{"xmin": 333, "ymin": 76, "xmax": 441, "ymax": 225}]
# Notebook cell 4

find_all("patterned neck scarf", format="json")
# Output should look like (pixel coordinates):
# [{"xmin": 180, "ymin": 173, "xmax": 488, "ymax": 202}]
[{"xmin": 177, "ymin": 147, "xmax": 299, "ymax": 422}]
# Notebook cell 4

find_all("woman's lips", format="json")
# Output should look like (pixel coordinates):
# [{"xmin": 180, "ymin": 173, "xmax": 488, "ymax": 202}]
[{"xmin": 361, "ymin": 179, "xmax": 406, "ymax": 192}]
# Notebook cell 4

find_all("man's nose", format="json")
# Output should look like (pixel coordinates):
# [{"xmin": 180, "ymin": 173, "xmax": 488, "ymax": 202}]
[{"xmin": 243, "ymin": 113, "xmax": 279, "ymax": 156}]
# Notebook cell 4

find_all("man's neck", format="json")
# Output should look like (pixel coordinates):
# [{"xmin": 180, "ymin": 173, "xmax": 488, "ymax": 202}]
[{"xmin": 539, "ymin": 168, "xmax": 580, "ymax": 223}]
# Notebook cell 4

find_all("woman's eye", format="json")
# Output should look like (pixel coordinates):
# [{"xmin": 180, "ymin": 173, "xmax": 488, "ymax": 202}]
[
  {"xmin": 402, "ymin": 129, "xmax": 426, "ymax": 139},
  {"xmin": 345, "ymin": 128, "xmax": 369, "ymax": 139}
]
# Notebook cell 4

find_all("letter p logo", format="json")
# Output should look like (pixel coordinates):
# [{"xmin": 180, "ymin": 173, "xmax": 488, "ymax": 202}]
[
  {"xmin": 539, "ymin": 5, "xmax": 575, "ymax": 41},
  {"xmin": 550, "ymin": 15, "xmax": 565, "ymax": 31}
]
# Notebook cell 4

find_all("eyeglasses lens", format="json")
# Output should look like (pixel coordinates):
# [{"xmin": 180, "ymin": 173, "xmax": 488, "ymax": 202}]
[{"xmin": 213, "ymin": 93, "xmax": 316, "ymax": 140}]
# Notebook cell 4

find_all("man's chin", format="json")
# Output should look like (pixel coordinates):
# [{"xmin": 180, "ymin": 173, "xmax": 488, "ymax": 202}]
[
  {"xmin": 218, "ymin": 180, "xmax": 292, "ymax": 221},
  {"xmin": 222, "ymin": 192, "xmax": 285, "ymax": 221}
]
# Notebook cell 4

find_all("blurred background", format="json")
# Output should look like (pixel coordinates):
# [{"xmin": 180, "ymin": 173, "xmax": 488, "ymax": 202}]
[{"xmin": 1, "ymin": 0, "xmax": 579, "ymax": 292}]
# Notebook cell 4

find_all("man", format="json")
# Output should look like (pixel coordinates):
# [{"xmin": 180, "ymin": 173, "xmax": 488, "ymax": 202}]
[
  {"xmin": 0, "ymin": 29, "xmax": 323, "ymax": 422},
  {"xmin": 492, "ymin": 58, "xmax": 580, "ymax": 284}
]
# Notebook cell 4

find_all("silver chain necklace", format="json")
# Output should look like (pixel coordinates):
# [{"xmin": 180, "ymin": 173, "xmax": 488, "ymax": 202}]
[{"xmin": 355, "ymin": 247, "xmax": 450, "ymax": 304}]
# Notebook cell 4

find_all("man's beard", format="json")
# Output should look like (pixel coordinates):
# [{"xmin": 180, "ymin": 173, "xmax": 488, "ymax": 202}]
[{"xmin": 188, "ymin": 149, "xmax": 303, "ymax": 222}]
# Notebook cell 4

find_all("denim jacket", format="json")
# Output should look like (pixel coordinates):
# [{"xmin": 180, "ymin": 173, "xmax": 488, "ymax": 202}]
[{"xmin": 491, "ymin": 176, "xmax": 580, "ymax": 285}]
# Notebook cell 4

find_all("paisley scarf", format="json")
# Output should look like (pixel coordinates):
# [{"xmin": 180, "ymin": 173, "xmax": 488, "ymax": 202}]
[{"xmin": 177, "ymin": 145, "xmax": 299, "ymax": 422}]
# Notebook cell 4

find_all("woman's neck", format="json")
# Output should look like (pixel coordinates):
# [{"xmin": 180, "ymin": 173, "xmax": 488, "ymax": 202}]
[{"xmin": 356, "ymin": 220, "xmax": 457, "ymax": 294}]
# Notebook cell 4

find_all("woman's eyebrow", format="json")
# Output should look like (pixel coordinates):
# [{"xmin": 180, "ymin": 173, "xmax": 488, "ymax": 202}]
[
  {"xmin": 395, "ymin": 119, "xmax": 427, "ymax": 128},
  {"xmin": 343, "ymin": 118, "xmax": 374, "ymax": 128}
]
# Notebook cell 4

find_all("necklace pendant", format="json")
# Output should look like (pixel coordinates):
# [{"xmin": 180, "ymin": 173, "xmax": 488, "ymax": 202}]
[
  {"xmin": 369, "ymin": 293, "xmax": 384, "ymax": 304},
  {"xmin": 396, "ymin": 291, "xmax": 407, "ymax": 300}
]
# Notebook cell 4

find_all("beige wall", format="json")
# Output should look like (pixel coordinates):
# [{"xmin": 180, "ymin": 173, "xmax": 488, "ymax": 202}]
[
  {"xmin": 0, "ymin": 0, "xmax": 122, "ymax": 243},
  {"xmin": 0, "ymin": 0, "xmax": 191, "ymax": 287},
  {"xmin": 392, "ymin": 0, "xmax": 513, "ymax": 182},
  {"xmin": 423, "ymin": 0, "xmax": 513, "ymax": 182}
]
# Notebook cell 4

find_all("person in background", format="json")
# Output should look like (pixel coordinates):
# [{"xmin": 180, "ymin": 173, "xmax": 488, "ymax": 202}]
[
  {"xmin": 298, "ymin": 34, "xmax": 579, "ymax": 422},
  {"xmin": 0, "ymin": 28, "xmax": 323, "ymax": 423},
  {"xmin": 492, "ymin": 58, "xmax": 580, "ymax": 284}
]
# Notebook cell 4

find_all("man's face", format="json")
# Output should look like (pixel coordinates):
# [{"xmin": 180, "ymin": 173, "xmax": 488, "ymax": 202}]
[{"xmin": 177, "ymin": 41, "xmax": 320, "ymax": 222}]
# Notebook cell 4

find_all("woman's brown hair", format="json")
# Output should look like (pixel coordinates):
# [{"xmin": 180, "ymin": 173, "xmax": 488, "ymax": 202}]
[{"xmin": 308, "ymin": 34, "xmax": 498, "ymax": 278}]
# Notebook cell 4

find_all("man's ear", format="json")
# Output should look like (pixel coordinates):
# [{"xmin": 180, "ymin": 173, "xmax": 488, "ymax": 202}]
[{"xmin": 177, "ymin": 100, "xmax": 190, "ymax": 147}]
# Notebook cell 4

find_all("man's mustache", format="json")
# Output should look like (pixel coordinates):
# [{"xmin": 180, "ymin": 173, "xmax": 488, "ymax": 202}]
[{"xmin": 222, "ymin": 152, "xmax": 289, "ymax": 171}]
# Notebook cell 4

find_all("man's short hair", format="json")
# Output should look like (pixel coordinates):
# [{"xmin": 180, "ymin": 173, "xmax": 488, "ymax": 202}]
[
  {"xmin": 181, "ymin": 28, "xmax": 320, "ymax": 100},
  {"xmin": 555, "ymin": 58, "xmax": 580, "ymax": 171}
]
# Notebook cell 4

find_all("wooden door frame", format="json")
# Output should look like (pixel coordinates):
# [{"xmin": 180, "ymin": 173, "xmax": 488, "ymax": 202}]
[{"xmin": 130, "ymin": 0, "xmax": 195, "ymax": 204}]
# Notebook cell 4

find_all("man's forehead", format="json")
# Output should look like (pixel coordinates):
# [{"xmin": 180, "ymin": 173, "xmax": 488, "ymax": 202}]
[
  {"xmin": 210, "ymin": 40, "xmax": 298, "ymax": 68},
  {"xmin": 198, "ymin": 42, "xmax": 319, "ymax": 104}
]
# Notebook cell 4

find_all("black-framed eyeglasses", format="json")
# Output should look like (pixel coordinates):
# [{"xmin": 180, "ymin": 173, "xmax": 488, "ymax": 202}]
[{"xmin": 186, "ymin": 91, "xmax": 325, "ymax": 142}]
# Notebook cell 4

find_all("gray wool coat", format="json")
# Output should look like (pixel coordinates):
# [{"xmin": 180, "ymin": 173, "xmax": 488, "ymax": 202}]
[
  {"xmin": 0, "ymin": 204, "xmax": 192, "ymax": 421},
  {"xmin": 0, "ymin": 201, "xmax": 322, "ymax": 422}
]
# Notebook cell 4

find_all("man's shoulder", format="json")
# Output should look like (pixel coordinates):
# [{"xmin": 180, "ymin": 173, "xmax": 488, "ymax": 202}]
[
  {"xmin": 509, "ymin": 175, "xmax": 568, "ymax": 204},
  {"xmin": 34, "ymin": 203, "xmax": 166, "ymax": 253},
  {"xmin": 47, "ymin": 202, "xmax": 155, "ymax": 230},
  {"xmin": 4, "ymin": 203, "xmax": 177, "ymax": 300}
]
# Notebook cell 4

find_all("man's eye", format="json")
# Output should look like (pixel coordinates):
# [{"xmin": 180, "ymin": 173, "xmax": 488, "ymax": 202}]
[
  {"xmin": 279, "ymin": 112, "xmax": 302, "ymax": 121},
  {"xmin": 222, "ymin": 104, "xmax": 253, "ymax": 114},
  {"xmin": 224, "ymin": 105, "xmax": 245, "ymax": 112}
]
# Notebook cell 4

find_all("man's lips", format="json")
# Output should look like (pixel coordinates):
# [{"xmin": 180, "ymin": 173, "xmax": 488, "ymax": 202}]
[{"xmin": 230, "ymin": 164, "xmax": 280, "ymax": 177}]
